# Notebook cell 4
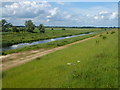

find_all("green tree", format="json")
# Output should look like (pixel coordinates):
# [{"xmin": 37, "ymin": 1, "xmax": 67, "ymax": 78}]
[
  {"xmin": 25, "ymin": 20, "xmax": 35, "ymax": 32},
  {"xmin": 1, "ymin": 19, "xmax": 7, "ymax": 26},
  {"xmin": 38, "ymin": 24, "xmax": 45, "ymax": 33},
  {"xmin": 1, "ymin": 19, "xmax": 12, "ymax": 32}
]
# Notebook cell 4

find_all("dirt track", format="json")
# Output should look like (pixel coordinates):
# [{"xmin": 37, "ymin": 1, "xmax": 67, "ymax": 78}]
[{"xmin": 1, "ymin": 35, "xmax": 98, "ymax": 71}]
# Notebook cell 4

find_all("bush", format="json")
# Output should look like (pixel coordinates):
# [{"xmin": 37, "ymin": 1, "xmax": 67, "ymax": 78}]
[
  {"xmin": 33, "ymin": 28, "xmax": 40, "ymax": 33},
  {"xmin": 51, "ymin": 28, "xmax": 54, "ymax": 30},
  {"xmin": 99, "ymin": 35, "xmax": 102, "ymax": 37},
  {"xmin": 111, "ymin": 31, "xmax": 115, "ymax": 34},
  {"xmin": 12, "ymin": 26, "xmax": 19, "ymax": 32},
  {"xmin": 62, "ymin": 28, "xmax": 66, "ymax": 30},
  {"xmin": 2, "ymin": 52, "xmax": 7, "ymax": 55},
  {"xmin": 102, "ymin": 36, "xmax": 107, "ymax": 40}
]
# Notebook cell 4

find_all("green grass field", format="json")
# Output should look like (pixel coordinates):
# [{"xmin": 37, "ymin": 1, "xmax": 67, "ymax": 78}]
[
  {"xmin": 2, "ymin": 28, "xmax": 104, "ymax": 47},
  {"xmin": 2, "ymin": 30, "xmax": 118, "ymax": 88}
]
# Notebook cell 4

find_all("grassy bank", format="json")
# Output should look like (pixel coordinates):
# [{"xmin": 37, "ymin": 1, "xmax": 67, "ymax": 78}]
[{"xmin": 2, "ymin": 30, "xmax": 118, "ymax": 88}]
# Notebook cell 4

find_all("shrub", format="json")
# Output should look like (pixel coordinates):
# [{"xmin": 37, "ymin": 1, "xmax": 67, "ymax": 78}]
[
  {"xmin": 62, "ymin": 28, "xmax": 66, "ymax": 30},
  {"xmin": 21, "ymin": 37, "xmax": 24, "ymax": 39},
  {"xmin": 99, "ymin": 35, "xmax": 102, "ymax": 37},
  {"xmin": 111, "ymin": 31, "xmax": 115, "ymax": 34},
  {"xmin": 33, "ymin": 28, "xmax": 39, "ymax": 33},
  {"xmin": 2, "ymin": 52, "xmax": 7, "ymax": 55},
  {"xmin": 12, "ymin": 26, "xmax": 19, "ymax": 32},
  {"xmin": 51, "ymin": 28, "xmax": 54, "ymax": 30},
  {"xmin": 102, "ymin": 36, "xmax": 107, "ymax": 40}
]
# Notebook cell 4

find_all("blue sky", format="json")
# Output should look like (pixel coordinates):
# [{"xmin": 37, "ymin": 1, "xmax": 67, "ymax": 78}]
[{"xmin": 1, "ymin": 1, "xmax": 118, "ymax": 27}]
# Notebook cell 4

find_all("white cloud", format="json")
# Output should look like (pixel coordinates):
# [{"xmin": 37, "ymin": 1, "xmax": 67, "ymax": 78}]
[
  {"xmin": 99, "ymin": 11, "xmax": 109, "ymax": 15},
  {"xmin": 56, "ymin": 2, "xmax": 65, "ymax": 5},
  {"xmin": 93, "ymin": 11, "xmax": 118, "ymax": 21},
  {"xmin": 2, "ymin": 1, "xmax": 51, "ymax": 18},
  {"xmin": 64, "ymin": 14, "xmax": 71, "ymax": 19},
  {"xmin": 46, "ymin": 19, "xmax": 50, "ymax": 22},
  {"xmin": 109, "ymin": 12, "xmax": 118, "ymax": 20},
  {"xmin": 2, "ymin": 2, "xmax": 118, "ymax": 26},
  {"xmin": 94, "ymin": 16, "xmax": 99, "ymax": 20},
  {"xmin": 46, "ymin": 15, "xmax": 52, "ymax": 18},
  {"xmin": 49, "ymin": 7, "xmax": 58, "ymax": 16}
]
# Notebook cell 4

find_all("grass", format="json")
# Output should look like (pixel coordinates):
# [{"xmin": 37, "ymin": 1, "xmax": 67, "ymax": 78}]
[
  {"xmin": 2, "ymin": 30, "xmax": 118, "ymax": 88},
  {"xmin": 2, "ymin": 28, "xmax": 104, "ymax": 47}
]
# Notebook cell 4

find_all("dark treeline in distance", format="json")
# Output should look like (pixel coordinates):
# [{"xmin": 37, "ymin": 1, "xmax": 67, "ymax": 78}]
[
  {"xmin": 0, "ymin": 19, "xmax": 118, "ymax": 33},
  {"xmin": 0, "ymin": 19, "xmax": 45, "ymax": 33}
]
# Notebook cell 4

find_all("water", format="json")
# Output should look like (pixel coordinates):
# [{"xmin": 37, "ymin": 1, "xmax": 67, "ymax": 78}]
[{"xmin": 1, "ymin": 32, "xmax": 94, "ymax": 51}]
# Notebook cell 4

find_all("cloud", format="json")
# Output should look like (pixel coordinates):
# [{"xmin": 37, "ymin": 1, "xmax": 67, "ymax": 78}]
[
  {"xmin": 2, "ymin": 1, "xmax": 62, "ymax": 25},
  {"xmin": 2, "ymin": 2, "xmax": 118, "ymax": 26},
  {"xmin": 109, "ymin": 12, "xmax": 118, "ymax": 20},
  {"xmin": 56, "ymin": 2, "xmax": 65, "ymax": 5},
  {"xmin": 93, "ymin": 11, "xmax": 118, "ymax": 20},
  {"xmin": 49, "ymin": 7, "xmax": 59, "ymax": 16},
  {"xmin": 99, "ymin": 11, "xmax": 109, "ymax": 15},
  {"xmin": 2, "ymin": 1, "xmax": 52, "ymax": 18}
]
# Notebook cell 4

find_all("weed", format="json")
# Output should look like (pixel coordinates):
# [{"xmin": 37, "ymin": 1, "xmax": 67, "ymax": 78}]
[
  {"xmin": 102, "ymin": 36, "xmax": 107, "ymax": 40},
  {"xmin": 99, "ymin": 34, "xmax": 103, "ymax": 37}
]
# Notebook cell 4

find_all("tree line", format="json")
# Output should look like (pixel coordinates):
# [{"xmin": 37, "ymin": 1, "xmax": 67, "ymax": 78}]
[{"xmin": 0, "ymin": 19, "xmax": 45, "ymax": 33}]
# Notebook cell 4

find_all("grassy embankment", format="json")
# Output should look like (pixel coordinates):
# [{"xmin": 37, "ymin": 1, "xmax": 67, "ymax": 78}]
[{"xmin": 2, "ymin": 30, "xmax": 118, "ymax": 88}]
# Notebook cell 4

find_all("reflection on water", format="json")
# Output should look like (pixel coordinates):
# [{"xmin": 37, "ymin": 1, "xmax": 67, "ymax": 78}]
[{"xmin": 1, "ymin": 32, "xmax": 94, "ymax": 51}]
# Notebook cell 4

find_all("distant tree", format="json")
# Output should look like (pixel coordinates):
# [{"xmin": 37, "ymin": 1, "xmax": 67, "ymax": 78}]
[
  {"xmin": 1, "ymin": 19, "xmax": 7, "ymax": 26},
  {"xmin": 51, "ymin": 28, "xmax": 54, "ymax": 30},
  {"xmin": 38, "ymin": 24, "xmax": 45, "ymax": 33},
  {"xmin": 12, "ymin": 26, "xmax": 19, "ymax": 32},
  {"xmin": 1, "ymin": 19, "xmax": 12, "ymax": 32},
  {"xmin": 25, "ymin": 20, "xmax": 35, "ymax": 32}
]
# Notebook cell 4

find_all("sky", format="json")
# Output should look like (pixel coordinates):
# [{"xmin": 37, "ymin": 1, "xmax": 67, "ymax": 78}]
[{"xmin": 1, "ymin": 1, "xmax": 118, "ymax": 27}]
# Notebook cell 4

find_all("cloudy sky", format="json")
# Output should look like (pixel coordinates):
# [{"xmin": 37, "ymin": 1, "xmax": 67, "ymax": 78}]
[{"xmin": 1, "ymin": 1, "xmax": 118, "ymax": 27}]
